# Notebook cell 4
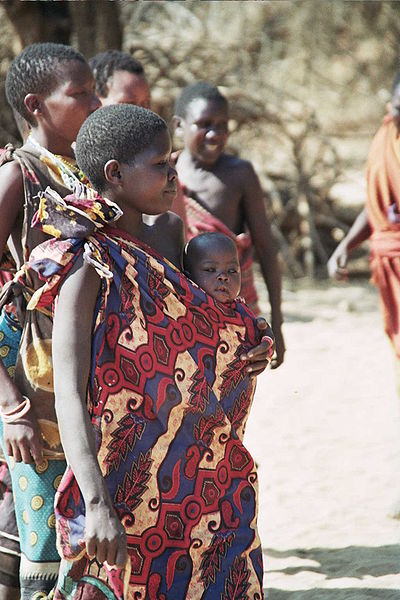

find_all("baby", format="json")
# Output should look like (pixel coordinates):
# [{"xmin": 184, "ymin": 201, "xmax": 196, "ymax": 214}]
[
  {"xmin": 183, "ymin": 232, "xmax": 241, "ymax": 303},
  {"xmin": 183, "ymin": 232, "xmax": 274, "ymax": 365}
]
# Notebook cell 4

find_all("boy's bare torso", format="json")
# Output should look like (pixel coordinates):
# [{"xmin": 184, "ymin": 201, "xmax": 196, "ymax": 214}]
[{"xmin": 177, "ymin": 151, "xmax": 253, "ymax": 235}]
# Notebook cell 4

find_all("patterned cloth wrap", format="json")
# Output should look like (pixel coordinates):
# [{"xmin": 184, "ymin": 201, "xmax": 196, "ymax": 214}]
[
  {"xmin": 0, "ymin": 309, "xmax": 22, "ymax": 588},
  {"xmin": 183, "ymin": 191, "xmax": 261, "ymax": 317},
  {"xmin": 0, "ymin": 141, "xmax": 96, "ymax": 597},
  {"xmin": 27, "ymin": 186, "xmax": 266, "ymax": 599}
]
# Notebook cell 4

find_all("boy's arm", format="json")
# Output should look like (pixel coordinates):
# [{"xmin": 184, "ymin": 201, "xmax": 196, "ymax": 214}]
[
  {"xmin": 241, "ymin": 162, "xmax": 285, "ymax": 368},
  {"xmin": 327, "ymin": 208, "xmax": 371, "ymax": 280},
  {"xmin": 0, "ymin": 161, "xmax": 44, "ymax": 463},
  {"xmin": 53, "ymin": 257, "xmax": 126, "ymax": 567}
]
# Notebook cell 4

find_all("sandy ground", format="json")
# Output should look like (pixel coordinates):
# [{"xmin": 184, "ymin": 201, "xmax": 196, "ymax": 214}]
[{"xmin": 245, "ymin": 276, "xmax": 400, "ymax": 599}]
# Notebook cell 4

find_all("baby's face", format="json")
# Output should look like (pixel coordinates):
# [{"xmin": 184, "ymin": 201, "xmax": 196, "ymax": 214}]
[{"xmin": 191, "ymin": 245, "xmax": 241, "ymax": 303}]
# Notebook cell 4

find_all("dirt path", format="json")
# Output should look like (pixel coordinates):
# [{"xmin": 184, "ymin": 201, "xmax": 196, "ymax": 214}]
[{"xmin": 245, "ymin": 278, "xmax": 400, "ymax": 599}]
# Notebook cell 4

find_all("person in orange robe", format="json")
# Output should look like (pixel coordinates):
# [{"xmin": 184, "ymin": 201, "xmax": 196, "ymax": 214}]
[
  {"xmin": 328, "ymin": 74, "xmax": 400, "ymax": 361},
  {"xmin": 328, "ymin": 74, "xmax": 400, "ymax": 517}
]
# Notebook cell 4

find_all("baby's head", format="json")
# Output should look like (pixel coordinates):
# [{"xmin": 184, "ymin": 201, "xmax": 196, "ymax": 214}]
[{"xmin": 183, "ymin": 232, "xmax": 241, "ymax": 303}]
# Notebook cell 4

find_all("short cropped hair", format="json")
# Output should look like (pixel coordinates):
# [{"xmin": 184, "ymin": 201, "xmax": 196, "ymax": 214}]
[
  {"xmin": 174, "ymin": 81, "xmax": 227, "ymax": 118},
  {"xmin": 89, "ymin": 50, "xmax": 145, "ymax": 98},
  {"xmin": 183, "ymin": 232, "xmax": 237, "ymax": 274},
  {"xmin": 6, "ymin": 43, "xmax": 86, "ymax": 126},
  {"xmin": 75, "ymin": 104, "xmax": 167, "ymax": 193}
]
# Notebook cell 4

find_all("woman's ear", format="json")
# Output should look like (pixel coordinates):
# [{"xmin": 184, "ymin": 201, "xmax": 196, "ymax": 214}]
[
  {"xmin": 24, "ymin": 93, "xmax": 41, "ymax": 119},
  {"xmin": 104, "ymin": 160, "xmax": 122, "ymax": 185}
]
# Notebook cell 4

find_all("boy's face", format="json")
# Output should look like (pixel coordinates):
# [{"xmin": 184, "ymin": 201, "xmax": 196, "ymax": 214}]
[
  {"xmin": 101, "ymin": 70, "xmax": 151, "ymax": 108},
  {"xmin": 179, "ymin": 98, "xmax": 229, "ymax": 167},
  {"xmin": 38, "ymin": 60, "xmax": 100, "ymax": 150},
  {"xmin": 118, "ymin": 129, "xmax": 177, "ymax": 216},
  {"xmin": 189, "ymin": 242, "xmax": 241, "ymax": 303}
]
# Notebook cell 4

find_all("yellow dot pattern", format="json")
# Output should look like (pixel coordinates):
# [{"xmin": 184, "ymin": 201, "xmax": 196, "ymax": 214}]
[
  {"xmin": 30, "ymin": 531, "xmax": 38, "ymax": 546},
  {"xmin": 31, "ymin": 495, "xmax": 44, "ymax": 511},
  {"xmin": 47, "ymin": 513, "xmax": 56, "ymax": 529},
  {"xmin": 0, "ymin": 345, "xmax": 10, "ymax": 358},
  {"xmin": 35, "ymin": 459, "xmax": 49, "ymax": 474},
  {"xmin": 19, "ymin": 476, "xmax": 28, "ymax": 491},
  {"xmin": 53, "ymin": 475, "xmax": 63, "ymax": 490},
  {"xmin": 8, "ymin": 458, "xmax": 67, "ymax": 562}
]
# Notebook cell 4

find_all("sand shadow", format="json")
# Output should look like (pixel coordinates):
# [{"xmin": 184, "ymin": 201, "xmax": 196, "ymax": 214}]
[
  {"xmin": 264, "ymin": 545, "xmax": 400, "ymax": 579},
  {"xmin": 266, "ymin": 588, "xmax": 400, "ymax": 599}
]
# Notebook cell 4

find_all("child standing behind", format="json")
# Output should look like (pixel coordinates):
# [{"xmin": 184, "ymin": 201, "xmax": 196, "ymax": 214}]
[
  {"xmin": 174, "ymin": 81, "xmax": 285, "ymax": 367},
  {"xmin": 28, "ymin": 104, "xmax": 265, "ymax": 598},
  {"xmin": 0, "ymin": 42, "xmax": 99, "ymax": 597}
]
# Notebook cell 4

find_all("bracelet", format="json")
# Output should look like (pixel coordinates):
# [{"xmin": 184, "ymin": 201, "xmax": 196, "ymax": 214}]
[
  {"xmin": 0, "ymin": 397, "xmax": 31, "ymax": 424},
  {"xmin": 261, "ymin": 336, "xmax": 275, "ymax": 359}
]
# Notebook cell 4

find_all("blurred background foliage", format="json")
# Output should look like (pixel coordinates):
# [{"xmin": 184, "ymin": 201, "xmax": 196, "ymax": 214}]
[{"xmin": 0, "ymin": 0, "xmax": 399, "ymax": 277}]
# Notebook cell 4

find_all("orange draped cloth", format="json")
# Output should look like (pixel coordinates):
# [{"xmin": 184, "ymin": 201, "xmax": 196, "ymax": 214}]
[{"xmin": 367, "ymin": 116, "xmax": 400, "ymax": 357}]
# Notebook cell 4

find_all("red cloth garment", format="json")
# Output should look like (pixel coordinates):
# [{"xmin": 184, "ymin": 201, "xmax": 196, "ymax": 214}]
[{"xmin": 367, "ymin": 117, "xmax": 400, "ymax": 357}]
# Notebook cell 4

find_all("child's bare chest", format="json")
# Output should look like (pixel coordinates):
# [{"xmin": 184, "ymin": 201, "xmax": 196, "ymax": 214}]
[{"xmin": 182, "ymin": 169, "xmax": 242, "ymax": 231}]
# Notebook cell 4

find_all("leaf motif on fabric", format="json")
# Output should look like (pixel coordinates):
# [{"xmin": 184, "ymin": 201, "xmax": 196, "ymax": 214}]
[
  {"xmin": 115, "ymin": 450, "xmax": 152, "ymax": 514},
  {"xmin": 219, "ymin": 350, "xmax": 249, "ymax": 399},
  {"xmin": 228, "ymin": 387, "xmax": 252, "ymax": 431},
  {"xmin": 105, "ymin": 414, "xmax": 145, "ymax": 475},
  {"xmin": 186, "ymin": 368, "xmax": 210, "ymax": 413},
  {"xmin": 221, "ymin": 555, "xmax": 251, "ymax": 600},
  {"xmin": 194, "ymin": 406, "xmax": 225, "ymax": 446},
  {"xmin": 200, "ymin": 532, "xmax": 234, "ymax": 589}
]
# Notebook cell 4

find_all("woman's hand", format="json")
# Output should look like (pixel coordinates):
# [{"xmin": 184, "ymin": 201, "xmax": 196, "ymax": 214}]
[
  {"xmin": 3, "ymin": 408, "xmax": 43, "ymax": 464},
  {"xmin": 242, "ymin": 317, "xmax": 277, "ymax": 376},
  {"xmin": 85, "ymin": 501, "xmax": 127, "ymax": 568}
]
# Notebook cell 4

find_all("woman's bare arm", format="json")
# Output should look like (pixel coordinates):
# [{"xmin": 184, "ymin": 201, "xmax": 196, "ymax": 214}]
[
  {"xmin": 327, "ymin": 208, "xmax": 371, "ymax": 280},
  {"xmin": 0, "ymin": 160, "xmax": 45, "ymax": 462},
  {"xmin": 53, "ymin": 257, "xmax": 127, "ymax": 567}
]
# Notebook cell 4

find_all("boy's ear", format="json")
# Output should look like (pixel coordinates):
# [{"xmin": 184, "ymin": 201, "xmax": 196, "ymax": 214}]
[
  {"xmin": 24, "ymin": 93, "xmax": 41, "ymax": 118},
  {"xmin": 104, "ymin": 159, "xmax": 122, "ymax": 185},
  {"xmin": 172, "ymin": 115, "xmax": 184, "ymax": 137}
]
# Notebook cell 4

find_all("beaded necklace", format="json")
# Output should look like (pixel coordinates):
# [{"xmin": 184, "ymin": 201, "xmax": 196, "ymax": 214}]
[{"xmin": 28, "ymin": 136, "xmax": 89, "ymax": 191}]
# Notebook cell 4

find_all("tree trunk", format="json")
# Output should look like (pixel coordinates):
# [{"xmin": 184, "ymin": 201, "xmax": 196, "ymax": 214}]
[{"xmin": 69, "ymin": 1, "xmax": 122, "ymax": 58}]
